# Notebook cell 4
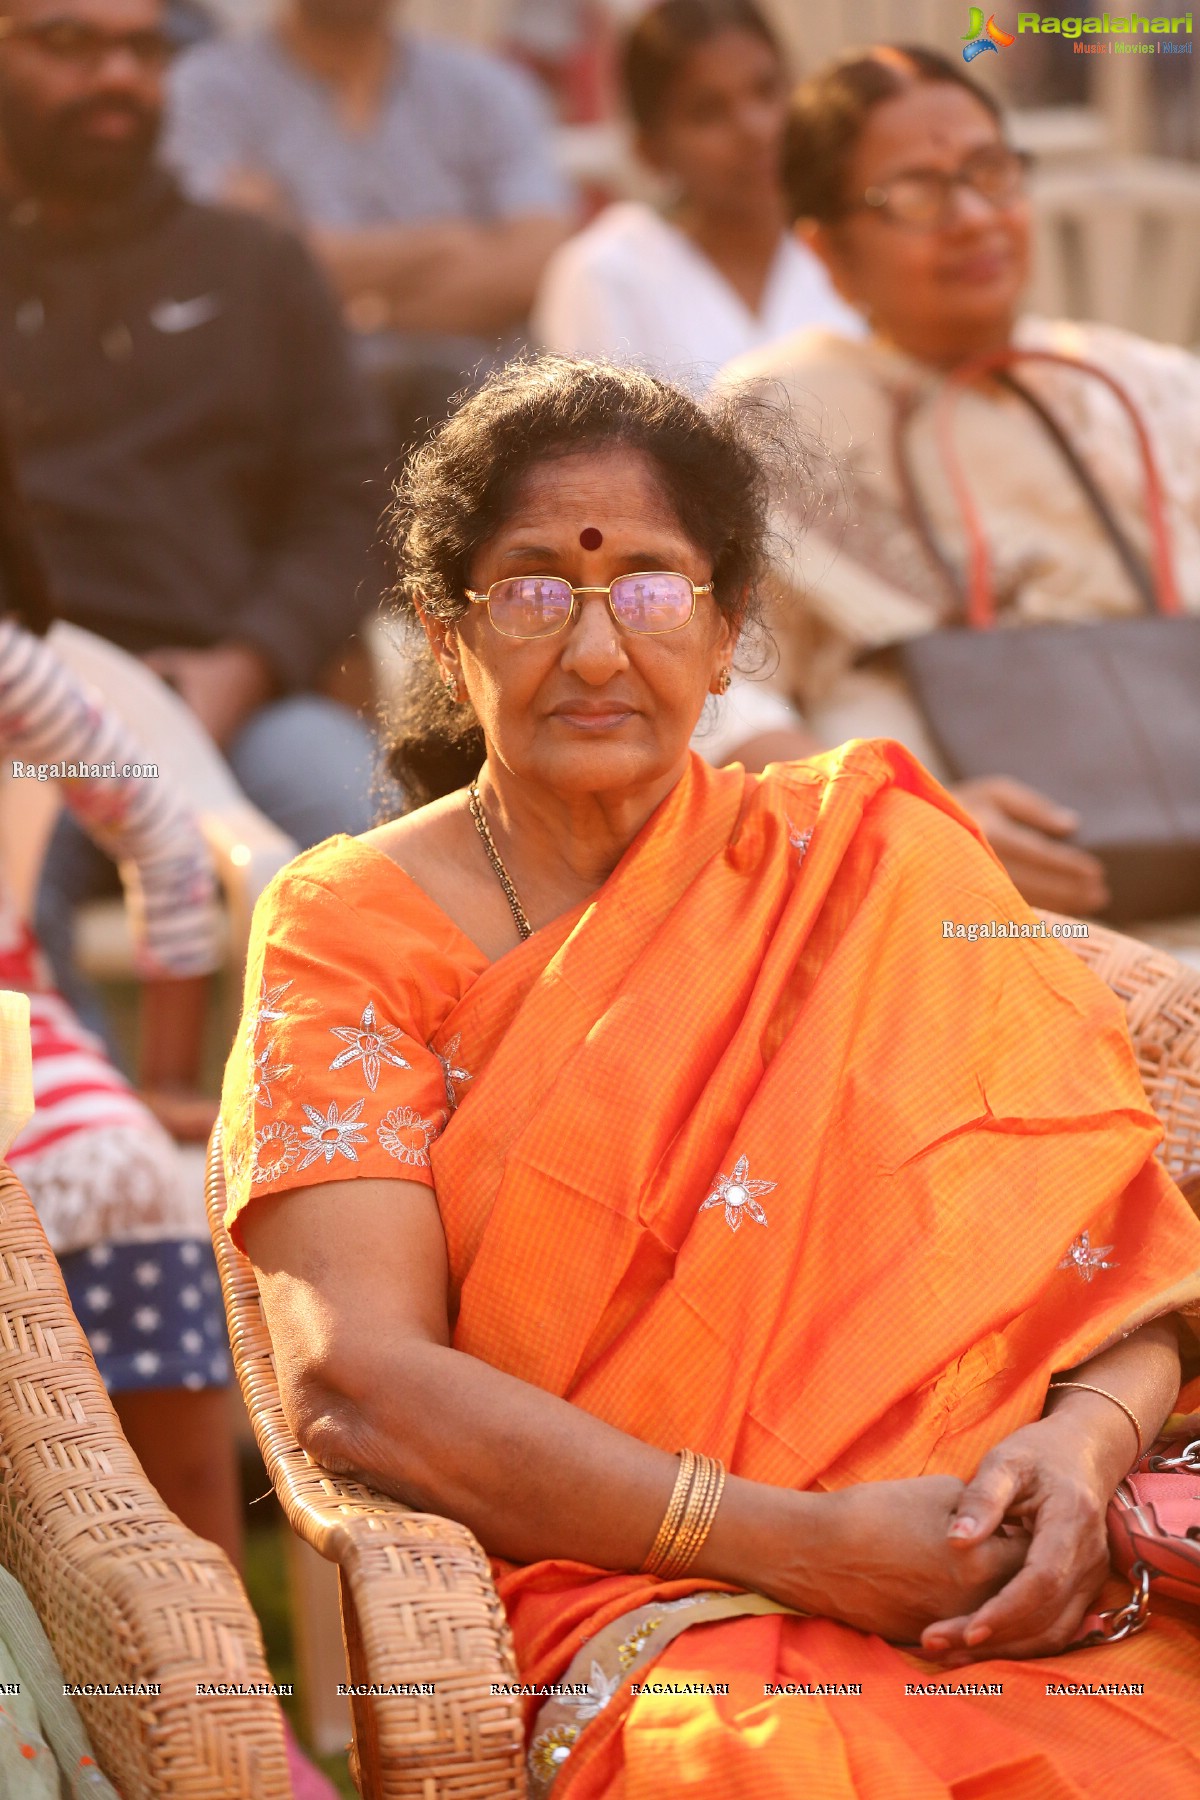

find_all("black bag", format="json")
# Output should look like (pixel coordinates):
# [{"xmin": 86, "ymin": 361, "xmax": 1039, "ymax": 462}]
[{"xmin": 894, "ymin": 346, "xmax": 1200, "ymax": 925}]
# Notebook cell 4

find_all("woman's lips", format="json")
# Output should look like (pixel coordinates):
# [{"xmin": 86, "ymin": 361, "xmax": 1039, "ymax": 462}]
[
  {"xmin": 549, "ymin": 707, "xmax": 637, "ymax": 730},
  {"xmin": 944, "ymin": 247, "xmax": 1016, "ymax": 284}
]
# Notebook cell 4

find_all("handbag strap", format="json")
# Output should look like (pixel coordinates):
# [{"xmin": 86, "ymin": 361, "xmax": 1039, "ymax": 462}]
[
  {"xmin": 993, "ymin": 369, "xmax": 1160, "ymax": 615},
  {"xmin": 930, "ymin": 345, "xmax": 1184, "ymax": 629}
]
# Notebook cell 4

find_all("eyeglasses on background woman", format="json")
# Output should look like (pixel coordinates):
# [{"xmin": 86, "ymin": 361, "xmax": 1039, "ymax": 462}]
[{"xmin": 857, "ymin": 143, "xmax": 1033, "ymax": 230}]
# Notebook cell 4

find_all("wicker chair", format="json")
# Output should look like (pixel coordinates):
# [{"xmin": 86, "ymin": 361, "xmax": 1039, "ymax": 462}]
[
  {"xmin": 205, "ymin": 915, "xmax": 1200, "ymax": 1800},
  {"xmin": 203, "ymin": 1131, "xmax": 525, "ymax": 1800},
  {"xmin": 0, "ymin": 1165, "xmax": 290, "ymax": 1800},
  {"xmin": 1046, "ymin": 916, "xmax": 1200, "ymax": 1184}
]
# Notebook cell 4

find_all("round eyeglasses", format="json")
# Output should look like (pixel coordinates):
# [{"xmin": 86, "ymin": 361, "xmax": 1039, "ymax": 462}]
[
  {"xmin": 464, "ymin": 572, "xmax": 711, "ymax": 640},
  {"xmin": 857, "ymin": 144, "xmax": 1032, "ymax": 231}
]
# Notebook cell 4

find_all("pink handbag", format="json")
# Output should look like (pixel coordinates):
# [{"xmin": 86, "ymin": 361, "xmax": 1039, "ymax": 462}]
[{"xmin": 1078, "ymin": 1422, "xmax": 1200, "ymax": 1645}]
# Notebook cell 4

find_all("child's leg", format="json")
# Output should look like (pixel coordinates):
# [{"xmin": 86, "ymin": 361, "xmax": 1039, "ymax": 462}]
[
  {"xmin": 59, "ymin": 1233, "xmax": 242, "ymax": 1565},
  {"xmin": 114, "ymin": 1384, "xmax": 244, "ymax": 1570}
]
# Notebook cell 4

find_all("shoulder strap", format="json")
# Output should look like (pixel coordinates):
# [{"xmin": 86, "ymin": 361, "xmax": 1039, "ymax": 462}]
[
  {"xmin": 994, "ymin": 368, "xmax": 1159, "ymax": 614},
  {"xmin": 934, "ymin": 346, "xmax": 1183, "ymax": 628}
]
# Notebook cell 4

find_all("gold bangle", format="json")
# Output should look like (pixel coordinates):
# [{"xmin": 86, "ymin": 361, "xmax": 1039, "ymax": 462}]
[
  {"xmin": 1047, "ymin": 1381, "xmax": 1145, "ymax": 1457},
  {"xmin": 676, "ymin": 1455, "xmax": 726, "ymax": 1574},
  {"xmin": 642, "ymin": 1450, "xmax": 697, "ymax": 1575},
  {"xmin": 654, "ymin": 1453, "xmax": 727, "ymax": 1580}
]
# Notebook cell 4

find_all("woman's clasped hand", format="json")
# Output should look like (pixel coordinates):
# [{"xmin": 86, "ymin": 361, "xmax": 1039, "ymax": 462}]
[
  {"xmin": 771, "ymin": 1474, "xmax": 1029, "ymax": 1646},
  {"xmin": 763, "ymin": 1416, "xmax": 1125, "ymax": 1660}
]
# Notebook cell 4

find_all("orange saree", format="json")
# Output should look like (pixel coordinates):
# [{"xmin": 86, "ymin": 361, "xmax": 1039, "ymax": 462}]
[{"xmin": 222, "ymin": 740, "xmax": 1200, "ymax": 1799}]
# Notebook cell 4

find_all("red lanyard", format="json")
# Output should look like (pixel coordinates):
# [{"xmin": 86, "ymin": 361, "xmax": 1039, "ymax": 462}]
[{"xmin": 931, "ymin": 346, "xmax": 1183, "ymax": 629}]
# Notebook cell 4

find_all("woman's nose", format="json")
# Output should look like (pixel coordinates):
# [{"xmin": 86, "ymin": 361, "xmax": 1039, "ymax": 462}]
[
  {"xmin": 946, "ymin": 181, "xmax": 1000, "ymax": 230},
  {"xmin": 738, "ymin": 97, "xmax": 782, "ymax": 150},
  {"xmin": 559, "ymin": 594, "xmax": 628, "ymax": 683}
]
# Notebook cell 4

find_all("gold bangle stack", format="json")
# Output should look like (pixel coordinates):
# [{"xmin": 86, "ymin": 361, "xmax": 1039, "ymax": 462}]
[{"xmin": 642, "ymin": 1450, "xmax": 727, "ymax": 1579}]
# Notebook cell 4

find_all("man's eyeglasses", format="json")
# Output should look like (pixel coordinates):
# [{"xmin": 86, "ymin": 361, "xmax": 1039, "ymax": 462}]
[
  {"xmin": 855, "ymin": 144, "xmax": 1032, "ymax": 231},
  {"xmin": 464, "ymin": 572, "xmax": 711, "ymax": 640},
  {"xmin": 0, "ymin": 17, "xmax": 176, "ymax": 70}
]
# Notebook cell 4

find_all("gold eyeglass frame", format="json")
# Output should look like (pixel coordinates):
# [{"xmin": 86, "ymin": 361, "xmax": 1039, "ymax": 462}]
[{"xmin": 464, "ymin": 572, "xmax": 713, "ymax": 639}]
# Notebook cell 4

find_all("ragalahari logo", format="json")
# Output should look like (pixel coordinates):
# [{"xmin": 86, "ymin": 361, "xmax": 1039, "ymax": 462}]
[{"xmin": 963, "ymin": 8, "xmax": 1017, "ymax": 57}]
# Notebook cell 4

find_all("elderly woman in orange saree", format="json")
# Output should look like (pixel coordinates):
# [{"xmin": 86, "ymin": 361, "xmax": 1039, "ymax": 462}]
[{"xmin": 221, "ymin": 358, "xmax": 1200, "ymax": 1799}]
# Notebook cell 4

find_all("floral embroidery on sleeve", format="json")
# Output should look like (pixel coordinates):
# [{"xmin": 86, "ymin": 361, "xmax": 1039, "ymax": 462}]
[
  {"xmin": 432, "ymin": 1033, "xmax": 471, "ymax": 1110},
  {"xmin": 252, "ymin": 1043, "xmax": 293, "ymax": 1108},
  {"xmin": 329, "ymin": 1000, "xmax": 411, "ymax": 1090},
  {"xmin": 246, "ymin": 976, "xmax": 292, "ymax": 1043},
  {"xmin": 252, "ymin": 1121, "xmax": 302, "ymax": 1185},
  {"xmin": 377, "ymin": 1106, "xmax": 444, "ymax": 1167},
  {"xmin": 297, "ymin": 1098, "xmax": 370, "ymax": 1169}
]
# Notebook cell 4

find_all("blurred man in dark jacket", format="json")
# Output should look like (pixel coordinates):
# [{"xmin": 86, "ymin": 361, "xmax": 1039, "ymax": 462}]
[{"xmin": 0, "ymin": 0, "xmax": 384, "ymax": 1003}]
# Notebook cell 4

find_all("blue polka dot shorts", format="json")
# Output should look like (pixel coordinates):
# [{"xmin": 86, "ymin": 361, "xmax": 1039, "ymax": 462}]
[{"xmin": 58, "ymin": 1236, "xmax": 233, "ymax": 1394}]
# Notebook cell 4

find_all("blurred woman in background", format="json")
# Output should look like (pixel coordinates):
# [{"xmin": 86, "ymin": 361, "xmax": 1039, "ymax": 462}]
[
  {"xmin": 534, "ymin": 0, "xmax": 862, "ymax": 391},
  {"xmin": 719, "ymin": 46, "xmax": 1200, "ymax": 921}
]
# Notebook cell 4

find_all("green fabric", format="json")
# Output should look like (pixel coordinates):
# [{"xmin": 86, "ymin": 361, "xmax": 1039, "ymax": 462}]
[{"xmin": 0, "ymin": 1566, "xmax": 120, "ymax": 1798}]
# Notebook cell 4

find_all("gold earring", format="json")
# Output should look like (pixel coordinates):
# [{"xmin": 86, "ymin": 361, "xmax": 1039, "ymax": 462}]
[{"xmin": 715, "ymin": 666, "xmax": 732, "ymax": 695}]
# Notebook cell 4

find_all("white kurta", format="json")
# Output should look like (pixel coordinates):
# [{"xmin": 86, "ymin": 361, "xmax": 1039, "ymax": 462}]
[{"xmin": 533, "ymin": 201, "xmax": 864, "ymax": 394}]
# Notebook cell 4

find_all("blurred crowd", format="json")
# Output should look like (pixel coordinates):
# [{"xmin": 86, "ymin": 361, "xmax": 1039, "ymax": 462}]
[{"xmin": 1, "ymin": 0, "xmax": 1199, "ymax": 1786}]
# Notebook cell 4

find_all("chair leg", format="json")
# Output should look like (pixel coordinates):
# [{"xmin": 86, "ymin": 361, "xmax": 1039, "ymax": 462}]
[{"xmin": 340, "ymin": 1570, "xmax": 383, "ymax": 1800}]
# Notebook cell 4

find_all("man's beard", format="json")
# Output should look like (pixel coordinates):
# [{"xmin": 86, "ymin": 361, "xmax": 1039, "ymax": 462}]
[{"xmin": 0, "ymin": 90, "xmax": 161, "ymax": 206}]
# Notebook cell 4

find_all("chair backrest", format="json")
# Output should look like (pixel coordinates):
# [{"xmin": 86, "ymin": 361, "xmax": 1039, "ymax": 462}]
[{"xmin": 1027, "ymin": 158, "xmax": 1200, "ymax": 345}]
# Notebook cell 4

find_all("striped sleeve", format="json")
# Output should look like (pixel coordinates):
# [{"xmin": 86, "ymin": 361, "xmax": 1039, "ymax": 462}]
[{"xmin": 0, "ymin": 620, "xmax": 222, "ymax": 978}]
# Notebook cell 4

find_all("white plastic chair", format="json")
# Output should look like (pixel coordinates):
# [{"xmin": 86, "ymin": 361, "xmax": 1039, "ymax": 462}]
[{"xmin": 1027, "ymin": 156, "xmax": 1200, "ymax": 346}]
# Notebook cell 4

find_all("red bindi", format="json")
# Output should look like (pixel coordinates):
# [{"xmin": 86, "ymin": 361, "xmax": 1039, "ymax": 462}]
[{"xmin": 579, "ymin": 526, "xmax": 604, "ymax": 551}]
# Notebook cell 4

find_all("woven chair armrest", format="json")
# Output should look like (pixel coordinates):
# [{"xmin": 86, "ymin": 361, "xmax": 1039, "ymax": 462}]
[
  {"xmin": 1039, "ymin": 911, "xmax": 1200, "ymax": 1185},
  {"xmin": 206, "ymin": 1130, "xmax": 527, "ymax": 1796},
  {"xmin": 0, "ymin": 1167, "xmax": 289, "ymax": 1798}
]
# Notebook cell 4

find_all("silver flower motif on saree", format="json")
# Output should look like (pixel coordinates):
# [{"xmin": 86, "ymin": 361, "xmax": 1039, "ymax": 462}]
[
  {"xmin": 701, "ymin": 1153, "xmax": 774, "ymax": 1232},
  {"xmin": 432, "ymin": 1033, "xmax": 471, "ymax": 1110},
  {"xmin": 787, "ymin": 817, "xmax": 813, "ymax": 864},
  {"xmin": 329, "ymin": 1000, "xmax": 410, "ymax": 1091},
  {"xmin": 297, "ymin": 1098, "xmax": 370, "ymax": 1169},
  {"xmin": 1058, "ymin": 1230, "xmax": 1117, "ymax": 1283}
]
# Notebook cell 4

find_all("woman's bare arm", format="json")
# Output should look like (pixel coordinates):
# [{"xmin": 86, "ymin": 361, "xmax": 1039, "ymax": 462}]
[
  {"xmin": 1044, "ymin": 1321, "xmax": 1182, "ymax": 1479},
  {"xmin": 246, "ymin": 1175, "xmax": 798, "ymax": 1578},
  {"xmin": 243, "ymin": 1176, "xmax": 1022, "ymax": 1636}
]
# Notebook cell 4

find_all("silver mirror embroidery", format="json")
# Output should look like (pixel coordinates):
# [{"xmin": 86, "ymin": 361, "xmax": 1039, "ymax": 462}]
[
  {"xmin": 700, "ymin": 1154, "xmax": 775, "ymax": 1232},
  {"xmin": 1058, "ymin": 1230, "xmax": 1117, "ymax": 1282}
]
